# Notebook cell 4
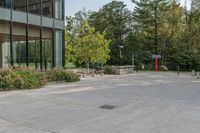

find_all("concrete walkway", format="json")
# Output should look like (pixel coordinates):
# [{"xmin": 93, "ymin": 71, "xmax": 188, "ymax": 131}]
[{"xmin": 0, "ymin": 72, "xmax": 200, "ymax": 133}]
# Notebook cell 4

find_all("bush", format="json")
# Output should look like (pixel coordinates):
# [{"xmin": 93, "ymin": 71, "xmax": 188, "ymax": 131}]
[
  {"xmin": 104, "ymin": 66, "xmax": 116, "ymax": 74},
  {"xmin": 46, "ymin": 69, "xmax": 67, "ymax": 82},
  {"xmin": 46, "ymin": 69, "xmax": 80, "ymax": 82},
  {"xmin": 0, "ymin": 68, "xmax": 46, "ymax": 91},
  {"xmin": 0, "ymin": 68, "xmax": 80, "ymax": 91},
  {"xmin": 64, "ymin": 71, "xmax": 80, "ymax": 82}
]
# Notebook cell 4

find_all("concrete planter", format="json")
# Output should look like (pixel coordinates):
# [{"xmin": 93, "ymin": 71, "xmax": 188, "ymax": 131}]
[{"xmin": 115, "ymin": 66, "xmax": 134, "ymax": 75}]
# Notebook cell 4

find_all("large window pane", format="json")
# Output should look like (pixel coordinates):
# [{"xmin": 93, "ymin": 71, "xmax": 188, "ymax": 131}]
[
  {"xmin": 42, "ymin": 28, "xmax": 52, "ymax": 69},
  {"xmin": 13, "ymin": 0, "xmax": 27, "ymax": 12},
  {"xmin": 28, "ymin": 25, "xmax": 40, "ymax": 69},
  {"xmin": 0, "ymin": 0, "xmax": 11, "ymax": 8},
  {"xmin": 28, "ymin": 0, "xmax": 41, "ymax": 15},
  {"xmin": 42, "ymin": 0, "xmax": 53, "ymax": 17},
  {"xmin": 55, "ymin": 0, "xmax": 63, "ymax": 19},
  {"xmin": 12, "ymin": 23, "xmax": 26, "ymax": 67},
  {"xmin": 55, "ymin": 30, "xmax": 63, "ymax": 67},
  {"xmin": 0, "ymin": 21, "xmax": 10, "ymax": 68}
]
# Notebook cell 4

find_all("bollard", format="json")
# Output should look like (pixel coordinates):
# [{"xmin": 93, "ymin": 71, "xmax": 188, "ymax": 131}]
[
  {"xmin": 177, "ymin": 65, "xmax": 180, "ymax": 76},
  {"xmin": 196, "ymin": 72, "xmax": 200, "ymax": 79},
  {"xmin": 192, "ymin": 70, "xmax": 195, "ymax": 78}
]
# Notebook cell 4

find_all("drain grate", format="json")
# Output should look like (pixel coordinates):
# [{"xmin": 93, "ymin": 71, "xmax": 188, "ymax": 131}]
[{"xmin": 100, "ymin": 105, "xmax": 117, "ymax": 110}]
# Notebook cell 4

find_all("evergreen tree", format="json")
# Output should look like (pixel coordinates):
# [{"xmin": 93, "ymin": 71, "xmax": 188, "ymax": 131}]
[
  {"xmin": 89, "ymin": 1, "xmax": 132, "ymax": 65},
  {"xmin": 132, "ymin": 0, "xmax": 169, "ymax": 54},
  {"xmin": 191, "ymin": 0, "xmax": 200, "ymax": 12}
]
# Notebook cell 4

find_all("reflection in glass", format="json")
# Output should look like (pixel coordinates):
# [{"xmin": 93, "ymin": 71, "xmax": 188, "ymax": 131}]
[
  {"xmin": 42, "ymin": 28, "xmax": 52, "ymax": 69},
  {"xmin": 0, "ymin": 21, "xmax": 10, "ymax": 68},
  {"xmin": 55, "ymin": 0, "xmax": 63, "ymax": 19},
  {"xmin": 28, "ymin": 0, "xmax": 41, "ymax": 15},
  {"xmin": 13, "ymin": 0, "xmax": 27, "ymax": 12},
  {"xmin": 12, "ymin": 23, "xmax": 26, "ymax": 67},
  {"xmin": 0, "ymin": 0, "xmax": 11, "ymax": 8},
  {"xmin": 28, "ymin": 26, "xmax": 40, "ymax": 68},
  {"xmin": 42, "ymin": 0, "xmax": 53, "ymax": 17}
]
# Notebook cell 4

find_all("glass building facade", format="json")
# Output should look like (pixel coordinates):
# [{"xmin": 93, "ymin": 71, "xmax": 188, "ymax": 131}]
[{"xmin": 0, "ymin": 0, "xmax": 64, "ymax": 69}]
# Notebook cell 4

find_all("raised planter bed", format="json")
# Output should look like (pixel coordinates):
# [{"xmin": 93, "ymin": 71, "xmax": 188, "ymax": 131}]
[{"xmin": 115, "ymin": 66, "xmax": 134, "ymax": 75}]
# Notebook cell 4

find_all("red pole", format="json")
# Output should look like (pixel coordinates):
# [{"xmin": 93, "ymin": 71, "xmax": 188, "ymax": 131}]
[{"xmin": 155, "ymin": 57, "xmax": 158, "ymax": 71}]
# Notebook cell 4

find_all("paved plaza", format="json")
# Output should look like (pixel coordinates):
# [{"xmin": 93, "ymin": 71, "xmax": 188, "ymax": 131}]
[{"xmin": 0, "ymin": 72, "xmax": 200, "ymax": 133}]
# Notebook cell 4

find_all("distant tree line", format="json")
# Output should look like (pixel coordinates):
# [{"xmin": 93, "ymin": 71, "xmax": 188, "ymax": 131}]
[{"xmin": 65, "ymin": 0, "xmax": 200, "ymax": 71}]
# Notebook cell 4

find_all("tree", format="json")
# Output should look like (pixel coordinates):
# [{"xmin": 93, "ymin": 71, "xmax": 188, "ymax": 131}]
[
  {"xmin": 159, "ymin": 1, "xmax": 184, "ymax": 66},
  {"xmin": 89, "ymin": 1, "xmax": 132, "ymax": 65},
  {"xmin": 191, "ymin": 0, "xmax": 200, "ymax": 12},
  {"xmin": 66, "ymin": 21, "xmax": 111, "ymax": 74},
  {"xmin": 65, "ymin": 0, "xmax": 200, "ymax": 71},
  {"xmin": 181, "ymin": 3, "xmax": 200, "ymax": 70},
  {"xmin": 132, "ymin": 0, "xmax": 169, "ymax": 54}
]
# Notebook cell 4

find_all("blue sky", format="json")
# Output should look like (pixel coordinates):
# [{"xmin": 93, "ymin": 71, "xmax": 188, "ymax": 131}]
[
  {"xmin": 65, "ymin": 0, "xmax": 135, "ymax": 16},
  {"xmin": 65, "ymin": 0, "xmax": 190, "ymax": 17}
]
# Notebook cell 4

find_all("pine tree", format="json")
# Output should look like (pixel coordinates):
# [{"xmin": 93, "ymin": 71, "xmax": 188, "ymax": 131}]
[
  {"xmin": 191, "ymin": 0, "xmax": 200, "ymax": 12},
  {"xmin": 132, "ymin": 0, "xmax": 169, "ymax": 55},
  {"xmin": 89, "ymin": 1, "xmax": 132, "ymax": 65}
]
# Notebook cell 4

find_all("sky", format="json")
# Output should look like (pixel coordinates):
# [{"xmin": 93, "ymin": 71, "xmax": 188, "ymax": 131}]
[
  {"xmin": 65, "ymin": 0, "xmax": 134, "ymax": 17},
  {"xmin": 65, "ymin": 0, "xmax": 190, "ymax": 17}
]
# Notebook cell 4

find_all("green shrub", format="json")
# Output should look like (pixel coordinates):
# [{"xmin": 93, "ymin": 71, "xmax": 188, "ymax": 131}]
[
  {"xmin": 0, "ymin": 68, "xmax": 46, "ymax": 91},
  {"xmin": 64, "ymin": 71, "xmax": 80, "ymax": 82},
  {"xmin": 0, "ymin": 68, "xmax": 80, "ymax": 91},
  {"xmin": 0, "ymin": 69, "xmax": 16, "ymax": 90},
  {"xmin": 46, "ymin": 69, "xmax": 66, "ymax": 81},
  {"xmin": 46, "ymin": 69, "xmax": 80, "ymax": 82},
  {"xmin": 14, "ymin": 70, "xmax": 46, "ymax": 89},
  {"xmin": 104, "ymin": 66, "xmax": 116, "ymax": 74}
]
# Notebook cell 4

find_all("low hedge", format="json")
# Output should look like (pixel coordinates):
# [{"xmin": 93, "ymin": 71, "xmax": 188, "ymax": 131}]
[
  {"xmin": 46, "ymin": 69, "xmax": 80, "ymax": 82},
  {"xmin": 0, "ymin": 68, "xmax": 46, "ymax": 91},
  {"xmin": 0, "ymin": 68, "xmax": 80, "ymax": 91}
]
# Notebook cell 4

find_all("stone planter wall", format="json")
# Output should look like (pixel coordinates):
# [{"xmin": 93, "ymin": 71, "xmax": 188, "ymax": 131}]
[{"xmin": 115, "ymin": 66, "xmax": 134, "ymax": 75}]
